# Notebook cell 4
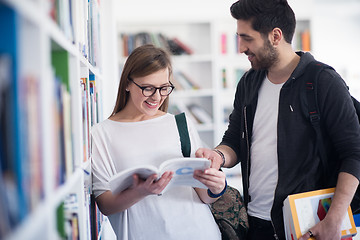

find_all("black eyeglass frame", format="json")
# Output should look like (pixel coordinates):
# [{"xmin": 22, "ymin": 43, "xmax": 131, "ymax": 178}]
[{"xmin": 128, "ymin": 78, "xmax": 175, "ymax": 97}]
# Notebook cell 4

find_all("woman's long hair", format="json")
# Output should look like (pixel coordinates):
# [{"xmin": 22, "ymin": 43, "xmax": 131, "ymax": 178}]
[{"xmin": 110, "ymin": 44, "xmax": 173, "ymax": 117}]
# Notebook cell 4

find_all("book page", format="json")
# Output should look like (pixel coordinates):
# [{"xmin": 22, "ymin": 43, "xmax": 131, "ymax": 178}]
[
  {"xmin": 109, "ymin": 166, "xmax": 157, "ymax": 194},
  {"xmin": 159, "ymin": 158, "xmax": 211, "ymax": 190}
]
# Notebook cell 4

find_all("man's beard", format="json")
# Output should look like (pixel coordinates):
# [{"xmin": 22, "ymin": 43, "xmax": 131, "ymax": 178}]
[{"xmin": 250, "ymin": 39, "xmax": 278, "ymax": 70}]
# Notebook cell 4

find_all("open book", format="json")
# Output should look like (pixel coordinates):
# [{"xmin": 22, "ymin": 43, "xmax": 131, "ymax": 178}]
[
  {"xmin": 283, "ymin": 188, "xmax": 357, "ymax": 240},
  {"xmin": 109, "ymin": 157, "xmax": 211, "ymax": 194}
]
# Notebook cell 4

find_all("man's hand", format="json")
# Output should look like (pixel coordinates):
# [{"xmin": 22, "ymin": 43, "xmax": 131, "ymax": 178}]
[
  {"xmin": 299, "ymin": 172, "xmax": 359, "ymax": 240},
  {"xmin": 195, "ymin": 148, "xmax": 223, "ymax": 169},
  {"xmin": 299, "ymin": 216, "xmax": 341, "ymax": 240}
]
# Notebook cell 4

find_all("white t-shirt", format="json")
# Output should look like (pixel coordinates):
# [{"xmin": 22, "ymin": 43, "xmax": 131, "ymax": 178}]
[
  {"xmin": 247, "ymin": 76, "xmax": 284, "ymax": 220},
  {"xmin": 91, "ymin": 113, "xmax": 221, "ymax": 240}
]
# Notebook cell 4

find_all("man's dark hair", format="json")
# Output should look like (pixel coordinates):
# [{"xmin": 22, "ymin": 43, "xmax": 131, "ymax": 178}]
[{"xmin": 230, "ymin": 0, "xmax": 296, "ymax": 44}]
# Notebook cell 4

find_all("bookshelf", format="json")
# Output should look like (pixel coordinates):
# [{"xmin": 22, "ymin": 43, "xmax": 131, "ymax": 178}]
[
  {"xmin": 0, "ymin": 0, "xmax": 116, "ymax": 239},
  {"xmin": 118, "ymin": 21, "xmax": 217, "ymax": 148}
]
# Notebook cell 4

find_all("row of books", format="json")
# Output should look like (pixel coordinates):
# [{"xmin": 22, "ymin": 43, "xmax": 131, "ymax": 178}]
[
  {"xmin": 0, "ymin": 49, "xmax": 73, "ymax": 237},
  {"xmin": 0, "ymin": 52, "xmax": 18, "ymax": 239},
  {"xmin": 0, "ymin": 48, "xmax": 101, "ymax": 239},
  {"xmin": 56, "ymin": 189, "xmax": 105, "ymax": 240},
  {"xmin": 293, "ymin": 29, "xmax": 311, "ymax": 52},
  {"xmin": 57, "ymin": 194, "xmax": 81, "ymax": 240},
  {"xmin": 90, "ymin": 194, "xmax": 105, "ymax": 240},
  {"xmin": 169, "ymin": 102, "xmax": 212, "ymax": 125},
  {"xmin": 80, "ymin": 75, "xmax": 99, "ymax": 163},
  {"xmin": 49, "ymin": 0, "xmax": 102, "ymax": 66},
  {"xmin": 0, "ymin": 7, "xmax": 46, "ymax": 237},
  {"xmin": 172, "ymin": 70, "xmax": 200, "ymax": 91},
  {"xmin": 221, "ymin": 67, "xmax": 247, "ymax": 89},
  {"xmin": 172, "ymin": 67, "xmax": 247, "ymax": 91},
  {"xmin": 121, "ymin": 32, "xmax": 193, "ymax": 57},
  {"xmin": 49, "ymin": 0, "xmax": 74, "ymax": 42},
  {"xmin": 220, "ymin": 29, "xmax": 311, "ymax": 54}
]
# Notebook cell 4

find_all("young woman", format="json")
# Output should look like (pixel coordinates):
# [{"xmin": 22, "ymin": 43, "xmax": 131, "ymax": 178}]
[{"xmin": 91, "ymin": 44, "xmax": 225, "ymax": 240}]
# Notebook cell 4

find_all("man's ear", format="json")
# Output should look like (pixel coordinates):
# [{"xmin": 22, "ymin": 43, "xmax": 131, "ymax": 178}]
[{"xmin": 270, "ymin": 27, "xmax": 282, "ymax": 46}]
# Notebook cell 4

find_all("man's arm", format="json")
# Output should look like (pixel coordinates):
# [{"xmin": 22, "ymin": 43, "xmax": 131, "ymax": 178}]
[
  {"xmin": 299, "ymin": 172, "xmax": 359, "ymax": 240},
  {"xmin": 195, "ymin": 145, "xmax": 238, "ymax": 169}
]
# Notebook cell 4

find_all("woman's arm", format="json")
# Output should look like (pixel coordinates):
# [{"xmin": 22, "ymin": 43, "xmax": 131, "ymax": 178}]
[{"xmin": 96, "ymin": 171, "xmax": 173, "ymax": 215}]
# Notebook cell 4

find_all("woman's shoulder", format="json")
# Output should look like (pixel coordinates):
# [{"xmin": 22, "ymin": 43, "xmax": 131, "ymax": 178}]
[{"xmin": 91, "ymin": 119, "xmax": 111, "ymax": 135}]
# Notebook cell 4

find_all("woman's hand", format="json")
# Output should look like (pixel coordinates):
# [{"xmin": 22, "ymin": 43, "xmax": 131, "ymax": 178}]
[
  {"xmin": 193, "ymin": 168, "xmax": 226, "ymax": 203},
  {"xmin": 131, "ymin": 171, "xmax": 174, "ymax": 196}
]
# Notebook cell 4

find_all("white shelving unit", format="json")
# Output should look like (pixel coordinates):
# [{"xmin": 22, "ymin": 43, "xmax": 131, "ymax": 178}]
[{"xmin": 0, "ymin": 0, "xmax": 117, "ymax": 239}]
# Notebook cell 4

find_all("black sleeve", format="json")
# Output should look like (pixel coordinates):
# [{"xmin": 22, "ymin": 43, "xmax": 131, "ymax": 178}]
[{"xmin": 318, "ymin": 68, "xmax": 360, "ymax": 181}]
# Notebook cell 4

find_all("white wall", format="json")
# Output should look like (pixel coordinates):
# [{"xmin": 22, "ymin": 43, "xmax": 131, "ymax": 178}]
[
  {"xmin": 114, "ymin": 0, "xmax": 235, "ymax": 22},
  {"xmin": 312, "ymin": 1, "xmax": 360, "ymax": 99},
  {"xmin": 113, "ymin": 0, "xmax": 360, "ymax": 99},
  {"xmin": 100, "ymin": 0, "xmax": 120, "ymax": 119}
]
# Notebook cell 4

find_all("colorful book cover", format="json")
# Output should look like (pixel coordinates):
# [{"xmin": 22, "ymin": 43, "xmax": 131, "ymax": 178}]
[{"xmin": 283, "ymin": 188, "xmax": 357, "ymax": 240}]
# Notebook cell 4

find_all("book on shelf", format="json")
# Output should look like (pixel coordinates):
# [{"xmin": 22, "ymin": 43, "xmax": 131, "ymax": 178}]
[
  {"xmin": 52, "ymin": 50, "xmax": 74, "ymax": 180},
  {"xmin": 283, "ymin": 188, "xmax": 357, "ymax": 240},
  {"xmin": 173, "ymin": 71, "xmax": 200, "ymax": 90},
  {"xmin": 0, "ymin": 53, "xmax": 21, "ymax": 236},
  {"xmin": 172, "ymin": 37, "xmax": 193, "ymax": 55},
  {"xmin": 109, "ymin": 157, "xmax": 211, "ymax": 194},
  {"xmin": 80, "ymin": 79, "xmax": 90, "ymax": 162},
  {"xmin": 294, "ymin": 29, "xmax": 311, "ymax": 52},
  {"xmin": 168, "ymin": 102, "xmax": 199, "ymax": 126},
  {"xmin": 222, "ymin": 68, "xmax": 227, "ymax": 88},
  {"xmin": 90, "ymin": 194, "xmax": 104, "ymax": 240},
  {"xmin": 0, "ymin": 55, "xmax": 14, "ymax": 236},
  {"xmin": 63, "ymin": 193, "xmax": 80, "ymax": 240},
  {"xmin": 301, "ymin": 29, "xmax": 311, "ymax": 52},
  {"xmin": 57, "ymin": 194, "xmax": 81, "ymax": 240},
  {"xmin": 157, "ymin": 33, "xmax": 171, "ymax": 52},
  {"xmin": 83, "ymin": 183, "xmax": 92, "ymax": 240},
  {"xmin": 220, "ymin": 33, "xmax": 227, "ymax": 54},
  {"xmin": 188, "ymin": 104, "xmax": 213, "ymax": 124},
  {"xmin": 89, "ymin": 75, "xmax": 99, "ymax": 126},
  {"xmin": 50, "ymin": 0, "xmax": 74, "ymax": 42},
  {"xmin": 88, "ymin": 0, "xmax": 101, "ymax": 66},
  {"xmin": 236, "ymin": 33, "xmax": 241, "ymax": 54},
  {"xmin": 23, "ymin": 76, "xmax": 43, "ymax": 210},
  {"xmin": 121, "ymin": 31, "xmax": 193, "ymax": 56}
]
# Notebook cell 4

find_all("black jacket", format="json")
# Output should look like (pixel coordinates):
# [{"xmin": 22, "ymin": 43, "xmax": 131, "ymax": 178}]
[{"xmin": 221, "ymin": 52, "xmax": 360, "ymax": 239}]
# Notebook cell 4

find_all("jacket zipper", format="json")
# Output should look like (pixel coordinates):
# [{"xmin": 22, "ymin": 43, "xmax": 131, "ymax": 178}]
[
  {"xmin": 271, "ymin": 220, "xmax": 279, "ymax": 240},
  {"xmin": 244, "ymin": 105, "xmax": 279, "ymax": 240},
  {"xmin": 243, "ymin": 106, "xmax": 250, "ymax": 203}
]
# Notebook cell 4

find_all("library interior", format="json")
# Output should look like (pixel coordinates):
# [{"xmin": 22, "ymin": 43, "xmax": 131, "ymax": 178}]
[{"xmin": 1, "ymin": 0, "xmax": 360, "ymax": 239}]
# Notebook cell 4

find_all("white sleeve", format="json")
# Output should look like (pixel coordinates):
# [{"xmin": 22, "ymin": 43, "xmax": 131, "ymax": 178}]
[{"xmin": 91, "ymin": 125, "xmax": 114, "ymax": 198}]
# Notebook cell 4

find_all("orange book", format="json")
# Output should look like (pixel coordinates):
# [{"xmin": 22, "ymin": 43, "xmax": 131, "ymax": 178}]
[
  {"xmin": 301, "ymin": 30, "xmax": 311, "ymax": 52},
  {"xmin": 283, "ymin": 188, "xmax": 357, "ymax": 240}
]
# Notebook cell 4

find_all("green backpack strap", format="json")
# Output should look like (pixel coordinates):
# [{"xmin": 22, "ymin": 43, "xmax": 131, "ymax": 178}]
[{"xmin": 175, "ymin": 112, "xmax": 191, "ymax": 157}]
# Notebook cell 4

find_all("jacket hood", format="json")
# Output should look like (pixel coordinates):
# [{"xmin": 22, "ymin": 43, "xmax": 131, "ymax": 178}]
[{"xmin": 291, "ymin": 51, "xmax": 316, "ymax": 78}]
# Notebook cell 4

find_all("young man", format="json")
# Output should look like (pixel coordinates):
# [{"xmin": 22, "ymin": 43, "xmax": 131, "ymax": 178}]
[{"xmin": 196, "ymin": 0, "xmax": 360, "ymax": 239}]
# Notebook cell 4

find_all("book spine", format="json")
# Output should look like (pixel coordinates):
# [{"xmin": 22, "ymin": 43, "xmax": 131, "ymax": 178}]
[{"xmin": 220, "ymin": 33, "xmax": 227, "ymax": 54}]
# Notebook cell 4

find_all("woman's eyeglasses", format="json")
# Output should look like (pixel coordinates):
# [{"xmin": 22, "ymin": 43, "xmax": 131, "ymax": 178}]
[{"xmin": 128, "ymin": 78, "xmax": 175, "ymax": 97}]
